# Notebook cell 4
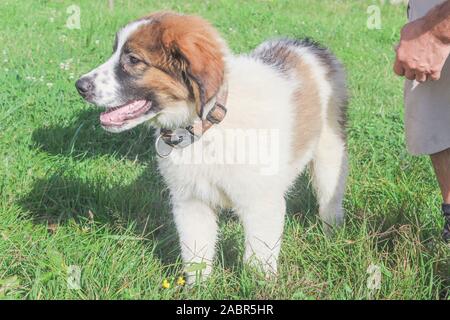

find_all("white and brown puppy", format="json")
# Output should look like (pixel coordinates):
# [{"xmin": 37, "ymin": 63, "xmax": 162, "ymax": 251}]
[{"xmin": 76, "ymin": 12, "xmax": 348, "ymax": 282}]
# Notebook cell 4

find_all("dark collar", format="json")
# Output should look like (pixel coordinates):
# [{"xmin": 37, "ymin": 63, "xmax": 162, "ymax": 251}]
[{"xmin": 155, "ymin": 82, "xmax": 228, "ymax": 158}]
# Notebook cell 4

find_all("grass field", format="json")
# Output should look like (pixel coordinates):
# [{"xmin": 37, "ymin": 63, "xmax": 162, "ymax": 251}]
[{"xmin": 0, "ymin": 0, "xmax": 449, "ymax": 300}]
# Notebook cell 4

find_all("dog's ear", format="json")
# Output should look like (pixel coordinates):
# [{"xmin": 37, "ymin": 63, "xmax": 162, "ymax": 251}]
[{"xmin": 161, "ymin": 14, "xmax": 225, "ymax": 117}]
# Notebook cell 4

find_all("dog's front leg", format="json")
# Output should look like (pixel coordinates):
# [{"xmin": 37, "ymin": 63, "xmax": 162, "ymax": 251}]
[
  {"xmin": 239, "ymin": 198, "xmax": 286, "ymax": 276},
  {"xmin": 172, "ymin": 198, "xmax": 218, "ymax": 283}
]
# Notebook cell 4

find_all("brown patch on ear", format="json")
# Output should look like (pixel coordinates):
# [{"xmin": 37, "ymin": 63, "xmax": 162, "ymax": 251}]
[
  {"xmin": 158, "ymin": 13, "xmax": 225, "ymax": 116},
  {"xmin": 126, "ymin": 12, "xmax": 224, "ymax": 115}
]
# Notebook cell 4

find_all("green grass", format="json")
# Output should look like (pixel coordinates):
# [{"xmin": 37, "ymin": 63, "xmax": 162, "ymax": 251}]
[{"xmin": 0, "ymin": 0, "xmax": 448, "ymax": 300}]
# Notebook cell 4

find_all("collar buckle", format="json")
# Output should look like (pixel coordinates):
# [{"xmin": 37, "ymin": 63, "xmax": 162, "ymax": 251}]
[
  {"xmin": 156, "ymin": 82, "xmax": 228, "ymax": 158},
  {"xmin": 155, "ymin": 128, "xmax": 199, "ymax": 158}
]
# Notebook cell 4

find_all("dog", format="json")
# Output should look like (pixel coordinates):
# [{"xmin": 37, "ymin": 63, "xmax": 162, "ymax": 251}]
[{"xmin": 76, "ymin": 11, "xmax": 348, "ymax": 282}]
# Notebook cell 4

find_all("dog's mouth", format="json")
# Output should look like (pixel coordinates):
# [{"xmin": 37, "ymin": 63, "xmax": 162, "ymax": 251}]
[{"xmin": 99, "ymin": 100, "xmax": 152, "ymax": 128}]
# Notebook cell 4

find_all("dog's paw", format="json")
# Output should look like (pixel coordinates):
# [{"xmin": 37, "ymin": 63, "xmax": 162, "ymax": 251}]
[{"xmin": 184, "ymin": 262, "xmax": 212, "ymax": 285}]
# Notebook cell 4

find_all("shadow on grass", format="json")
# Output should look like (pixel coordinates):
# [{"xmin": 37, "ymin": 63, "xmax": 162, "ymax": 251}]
[
  {"xmin": 22, "ymin": 108, "xmax": 320, "ymax": 272},
  {"xmin": 31, "ymin": 109, "xmax": 157, "ymax": 162},
  {"xmin": 23, "ymin": 109, "xmax": 448, "ymax": 297},
  {"xmin": 19, "ymin": 169, "xmax": 183, "ymax": 266},
  {"xmin": 21, "ymin": 109, "xmax": 182, "ymax": 266},
  {"xmin": 25, "ymin": 111, "xmax": 448, "ymax": 298}
]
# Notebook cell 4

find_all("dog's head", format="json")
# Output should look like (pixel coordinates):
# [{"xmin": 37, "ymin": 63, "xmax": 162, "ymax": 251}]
[{"xmin": 76, "ymin": 12, "xmax": 226, "ymax": 133}]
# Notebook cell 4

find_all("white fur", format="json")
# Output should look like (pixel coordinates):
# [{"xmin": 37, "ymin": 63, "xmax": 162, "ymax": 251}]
[
  {"xmin": 81, "ymin": 21, "xmax": 348, "ymax": 282},
  {"xmin": 80, "ymin": 20, "xmax": 150, "ymax": 108},
  {"xmin": 158, "ymin": 51, "xmax": 348, "ymax": 282}
]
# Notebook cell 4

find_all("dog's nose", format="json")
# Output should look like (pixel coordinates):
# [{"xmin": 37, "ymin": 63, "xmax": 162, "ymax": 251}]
[{"xmin": 75, "ymin": 77, "xmax": 94, "ymax": 97}]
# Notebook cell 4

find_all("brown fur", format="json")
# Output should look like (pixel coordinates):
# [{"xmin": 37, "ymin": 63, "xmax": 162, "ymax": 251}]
[
  {"xmin": 250, "ymin": 41, "xmax": 325, "ymax": 160},
  {"xmin": 125, "ymin": 12, "xmax": 225, "ymax": 115},
  {"xmin": 291, "ymin": 59, "xmax": 323, "ymax": 160}
]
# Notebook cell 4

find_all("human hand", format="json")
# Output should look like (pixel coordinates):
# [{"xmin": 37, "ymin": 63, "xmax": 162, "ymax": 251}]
[{"xmin": 394, "ymin": 18, "xmax": 450, "ymax": 82}]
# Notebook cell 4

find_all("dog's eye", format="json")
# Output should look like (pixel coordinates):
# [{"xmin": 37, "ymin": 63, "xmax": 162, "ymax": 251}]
[{"xmin": 129, "ymin": 55, "xmax": 141, "ymax": 65}]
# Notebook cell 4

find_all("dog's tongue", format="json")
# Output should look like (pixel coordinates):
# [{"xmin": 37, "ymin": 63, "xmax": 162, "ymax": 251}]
[{"xmin": 100, "ymin": 100, "xmax": 151, "ymax": 127}]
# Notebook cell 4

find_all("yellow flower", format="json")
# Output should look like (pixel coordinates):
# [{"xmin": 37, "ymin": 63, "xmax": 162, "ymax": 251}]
[
  {"xmin": 162, "ymin": 279, "xmax": 171, "ymax": 289},
  {"xmin": 176, "ymin": 276, "xmax": 186, "ymax": 286}
]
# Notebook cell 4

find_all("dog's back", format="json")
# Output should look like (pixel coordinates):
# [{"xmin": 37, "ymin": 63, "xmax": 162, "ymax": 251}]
[
  {"xmin": 251, "ymin": 38, "xmax": 348, "ymax": 134},
  {"xmin": 251, "ymin": 38, "xmax": 349, "ymax": 232}
]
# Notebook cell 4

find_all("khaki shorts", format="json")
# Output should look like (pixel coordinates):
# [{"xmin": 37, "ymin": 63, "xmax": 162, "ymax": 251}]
[{"xmin": 404, "ymin": 0, "xmax": 450, "ymax": 155}]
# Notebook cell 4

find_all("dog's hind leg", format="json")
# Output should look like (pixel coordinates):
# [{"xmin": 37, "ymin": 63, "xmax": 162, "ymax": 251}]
[
  {"xmin": 310, "ymin": 124, "xmax": 348, "ymax": 235},
  {"xmin": 172, "ymin": 198, "xmax": 218, "ymax": 283}
]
